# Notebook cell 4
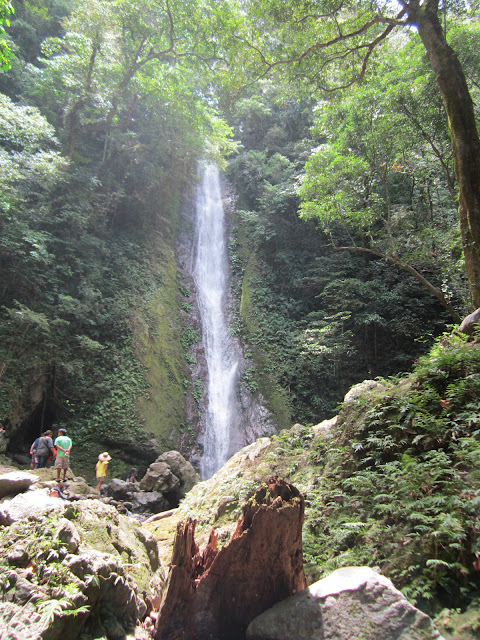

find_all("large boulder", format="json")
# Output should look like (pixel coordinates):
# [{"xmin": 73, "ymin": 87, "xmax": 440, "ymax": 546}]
[
  {"xmin": 54, "ymin": 518, "xmax": 81, "ymax": 553},
  {"xmin": 139, "ymin": 462, "xmax": 180, "ymax": 496},
  {"xmin": 105, "ymin": 478, "xmax": 141, "ymax": 501},
  {"xmin": 0, "ymin": 471, "xmax": 38, "ymax": 499},
  {"xmin": 0, "ymin": 488, "xmax": 64, "ymax": 525},
  {"xmin": 140, "ymin": 451, "xmax": 199, "ymax": 504},
  {"xmin": 63, "ymin": 476, "xmax": 94, "ymax": 497},
  {"xmin": 155, "ymin": 451, "xmax": 200, "ymax": 497},
  {"xmin": 133, "ymin": 491, "xmax": 169, "ymax": 514},
  {"xmin": 246, "ymin": 566, "xmax": 443, "ymax": 640},
  {"xmin": 343, "ymin": 379, "xmax": 384, "ymax": 404}
]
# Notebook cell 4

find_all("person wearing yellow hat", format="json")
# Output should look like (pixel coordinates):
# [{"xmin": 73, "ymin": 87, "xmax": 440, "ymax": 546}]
[{"xmin": 95, "ymin": 452, "xmax": 111, "ymax": 492}]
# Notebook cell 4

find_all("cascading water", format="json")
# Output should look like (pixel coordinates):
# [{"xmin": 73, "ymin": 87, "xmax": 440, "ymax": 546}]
[{"xmin": 194, "ymin": 163, "xmax": 241, "ymax": 479}]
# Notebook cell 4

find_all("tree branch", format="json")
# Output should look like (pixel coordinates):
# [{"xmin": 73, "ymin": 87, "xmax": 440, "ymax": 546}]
[{"xmin": 334, "ymin": 245, "xmax": 460, "ymax": 321}]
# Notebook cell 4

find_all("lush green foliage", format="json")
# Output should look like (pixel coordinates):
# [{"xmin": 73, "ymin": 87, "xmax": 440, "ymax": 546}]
[
  {"xmin": 0, "ymin": 0, "xmax": 236, "ymax": 471},
  {"xmin": 226, "ymin": 79, "xmax": 454, "ymax": 425},
  {"xmin": 0, "ymin": 0, "xmax": 14, "ymax": 70},
  {"xmin": 297, "ymin": 36, "xmax": 468, "ymax": 317},
  {"xmin": 300, "ymin": 332, "xmax": 480, "ymax": 611}
]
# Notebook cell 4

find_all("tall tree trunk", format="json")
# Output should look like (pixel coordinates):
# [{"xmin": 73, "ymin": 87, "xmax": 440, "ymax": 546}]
[{"xmin": 405, "ymin": 0, "xmax": 480, "ymax": 308}]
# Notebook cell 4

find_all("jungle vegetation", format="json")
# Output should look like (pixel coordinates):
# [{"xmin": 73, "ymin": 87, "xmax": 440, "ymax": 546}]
[{"xmin": 0, "ymin": 0, "xmax": 478, "ymax": 471}]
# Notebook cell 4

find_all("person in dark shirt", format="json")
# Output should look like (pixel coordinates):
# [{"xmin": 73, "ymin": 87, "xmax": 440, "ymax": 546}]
[
  {"xmin": 35, "ymin": 430, "xmax": 55, "ymax": 468},
  {"xmin": 126, "ymin": 467, "xmax": 137, "ymax": 483}
]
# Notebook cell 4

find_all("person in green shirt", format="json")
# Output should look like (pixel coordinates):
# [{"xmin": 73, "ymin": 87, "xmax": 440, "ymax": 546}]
[{"xmin": 54, "ymin": 428, "xmax": 72, "ymax": 482}]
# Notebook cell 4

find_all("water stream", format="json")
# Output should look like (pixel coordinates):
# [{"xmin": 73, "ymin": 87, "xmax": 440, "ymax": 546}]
[{"xmin": 194, "ymin": 164, "xmax": 241, "ymax": 479}]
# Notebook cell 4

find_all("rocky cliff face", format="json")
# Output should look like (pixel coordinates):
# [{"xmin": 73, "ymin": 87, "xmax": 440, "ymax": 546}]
[{"xmin": 175, "ymin": 176, "xmax": 277, "ymax": 471}]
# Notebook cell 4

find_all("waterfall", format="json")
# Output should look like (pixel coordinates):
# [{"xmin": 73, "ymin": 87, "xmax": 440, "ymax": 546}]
[{"xmin": 194, "ymin": 164, "xmax": 241, "ymax": 479}]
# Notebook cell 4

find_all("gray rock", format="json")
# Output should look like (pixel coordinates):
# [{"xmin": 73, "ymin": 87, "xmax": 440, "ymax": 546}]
[
  {"xmin": 134, "ymin": 528, "xmax": 159, "ymax": 571},
  {"xmin": 0, "ymin": 602, "xmax": 48, "ymax": 640},
  {"xmin": 105, "ymin": 478, "xmax": 141, "ymax": 501},
  {"xmin": 10, "ymin": 454, "xmax": 30, "ymax": 467},
  {"xmin": 6, "ymin": 545, "xmax": 29, "ymax": 568},
  {"xmin": 139, "ymin": 461, "xmax": 180, "ymax": 495},
  {"xmin": 155, "ymin": 450, "xmax": 200, "ymax": 496},
  {"xmin": 62, "ymin": 476, "xmax": 93, "ymax": 496},
  {"xmin": 54, "ymin": 518, "xmax": 81, "ymax": 553},
  {"xmin": 133, "ymin": 490, "xmax": 169, "ymax": 513},
  {"xmin": 344, "ymin": 380, "xmax": 383, "ymax": 404},
  {"xmin": 62, "ymin": 549, "xmax": 138, "ymax": 636},
  {"xmin": 246, "ymin": 566, "xmax": 443, "ymax": 640},
  {"xmin": 0, "ymin": 488, "xmax": 64, "ymax": 525},
  {"xmin": 5, "ymin": 572, "xmax": 47, "ymax": 606},
  {"xmin": 0, "ymin": 498, "xmax": 162, "ymax": 640},
  {"xmin": 64, "ymin": 549, "xmax": 122, "ymax": 581},
  {"xmin": 0, "ymin": 471, "xmax": 38, "ymax": 499},
  {"xmin": 312, "ymin": 416, "xmax": 337, "ymax": 438}
]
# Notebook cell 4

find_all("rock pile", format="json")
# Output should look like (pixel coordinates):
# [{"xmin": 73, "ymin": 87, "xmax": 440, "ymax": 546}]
[
  {"xmin": 0, "ymin": 477, "xmax": 162, "ymax": 640},
  {"xmin": 105, "ymin": 450, "xmax": 199, "ymax": 515}
]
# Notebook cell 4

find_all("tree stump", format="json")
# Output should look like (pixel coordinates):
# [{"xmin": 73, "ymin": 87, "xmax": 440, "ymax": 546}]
[{"xmin": 154, "ymin": 477, "xmax": 306, "ymax": 640}]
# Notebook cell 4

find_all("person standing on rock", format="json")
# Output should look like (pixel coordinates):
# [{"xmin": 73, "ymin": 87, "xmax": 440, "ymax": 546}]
[
  {"xmin": 35, "ymin": 430, "xmax": 55, "ymax": 469},
  {"xmin": 96, "ymin": 452, "xmax": 111, "ymax": 492},
  {"xmin": 54, "ymin": 428, "xmax": 72, "ymax": 482}
]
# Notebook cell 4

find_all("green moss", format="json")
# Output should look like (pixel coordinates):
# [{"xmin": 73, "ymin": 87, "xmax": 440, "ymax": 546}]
[
  {"xmin": 240, "ymin": 254, "xmax": 291, "ymax": 429},
  {"xmin": 135, "ymin": 236, "xmax": 188, "ymax": 449}
]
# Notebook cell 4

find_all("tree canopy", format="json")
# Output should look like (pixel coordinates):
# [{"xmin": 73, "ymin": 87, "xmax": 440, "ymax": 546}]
[
  {"xmin": 0, "ymin": 0, "xmax": 479, "ymax": 483},
  {"xmin": 226, "ymin": 0, "xmax": 480, "ymax": 308},
  {"xmin": 0, "ymin": 0, "xmax": 13, "ymax": 70}
]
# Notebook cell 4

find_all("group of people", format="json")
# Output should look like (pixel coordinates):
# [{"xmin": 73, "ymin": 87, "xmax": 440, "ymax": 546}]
[
  {"xmin": 30, "ymin": 428, "xmax": 72, "ymax": 482},
  {"xmin": 29, "ymin": 428, "xmax": 138, "ymax": 492}
]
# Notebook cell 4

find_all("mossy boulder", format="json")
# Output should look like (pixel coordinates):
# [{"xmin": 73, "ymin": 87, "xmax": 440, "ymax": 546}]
[{"xmin": 0, "ymin": 497, "xmax": 164, "ymax": 639}]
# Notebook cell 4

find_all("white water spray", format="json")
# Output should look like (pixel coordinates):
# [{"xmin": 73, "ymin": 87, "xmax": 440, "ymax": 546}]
[{"xmin": 194, "ymin": 164, "xmax": 241, "ymax": 479}]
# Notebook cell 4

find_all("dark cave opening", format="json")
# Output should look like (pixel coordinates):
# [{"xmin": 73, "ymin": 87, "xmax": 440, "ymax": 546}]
[{"xmin": 7, "ymin": 395, "xmax": 60, "ymax": 459}]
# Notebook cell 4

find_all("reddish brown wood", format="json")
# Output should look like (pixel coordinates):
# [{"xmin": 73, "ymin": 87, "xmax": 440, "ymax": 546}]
[{"xmin": 154, "ymin": 477, "xmax": 306, "ymax": 640}]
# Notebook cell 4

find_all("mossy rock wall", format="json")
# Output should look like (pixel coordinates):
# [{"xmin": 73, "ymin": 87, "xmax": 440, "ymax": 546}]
[
  {"xmin": 239, "ymin": 249, "xmax": 291, "ymax": 431},
  {"xmin": 135, "ymin": 233, "xmax": 189, "ymax": 452}
]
